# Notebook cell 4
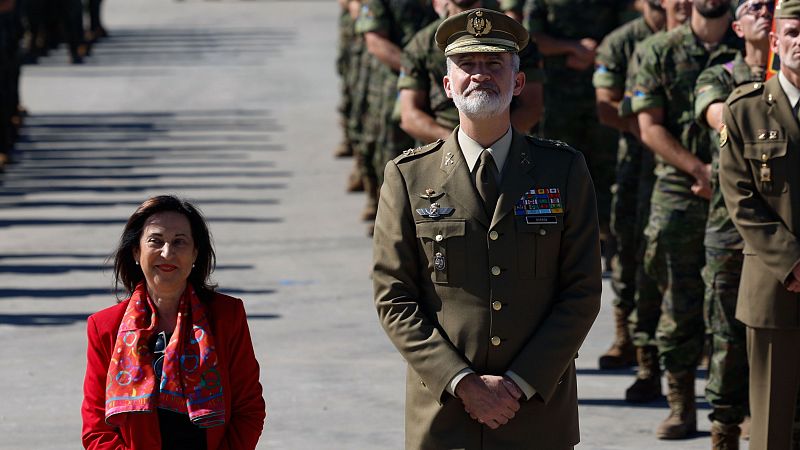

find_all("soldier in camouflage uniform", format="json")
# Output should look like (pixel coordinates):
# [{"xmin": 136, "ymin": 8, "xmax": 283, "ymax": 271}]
[
  {"xmin": 500, "ymin": 0, "xmax": 523, "ymax": 21},
  {"xmin": 608, "ymin": 0, "xmax": 692, "ymax": 404},
  {"xmin": 398, "ymin": 0, "xmax": 544, "ymax": 145},
  {"xmin": 592, "ymin": 0, "xmax": 665, "ymax": 377},
  {"xmin": 631, "ymin": 0, "xmax": 741, "ymax": 439},
  {"xmin": 693, "ymin": 1, "xmax": 772, "ymax": 446},
  {"xmin": 523, "ymin": 0, "xmax": 632, "ymax": 252},
  {"xmin": 336, "ymin": 1, "xmax": 355, "ymax": 159},
  {"xmin": 354, "ymin": 0, "xmax": 437, "ymax": 234}
]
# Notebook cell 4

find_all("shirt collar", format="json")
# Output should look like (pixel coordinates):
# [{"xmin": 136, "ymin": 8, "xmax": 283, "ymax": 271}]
[
  {"xmin": 458, "ymin": 126, "xmax": 513, "ymax": 178},
  {"xmin": 779, "ymin": 71, "xmax": 800, "ymax": 110}
]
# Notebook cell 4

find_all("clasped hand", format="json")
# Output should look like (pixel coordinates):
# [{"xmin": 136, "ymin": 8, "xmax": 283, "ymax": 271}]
[{"xmin": 455, "ymin": 374, "xmax": 523, "ymax": 429}]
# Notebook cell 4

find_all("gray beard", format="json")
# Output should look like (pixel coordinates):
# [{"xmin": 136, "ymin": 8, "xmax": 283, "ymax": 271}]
[{"xmin": 451, "ymin": 85, "xmax": 513, "ymax": 120}]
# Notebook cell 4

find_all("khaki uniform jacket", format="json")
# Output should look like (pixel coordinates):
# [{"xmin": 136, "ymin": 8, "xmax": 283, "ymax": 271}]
[
  {"xmin": 373, "ymin": 128, "xmax": 602, "ymax": 449},
  {"xmin": 720, "ymin": 76, "xmax": 800, "ymax": 329}
]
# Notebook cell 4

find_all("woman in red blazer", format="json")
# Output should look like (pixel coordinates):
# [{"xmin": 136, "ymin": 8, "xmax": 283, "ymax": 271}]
[{"xmin": 81, "ymin": 195, "xmax": 266, "ymax": 449}]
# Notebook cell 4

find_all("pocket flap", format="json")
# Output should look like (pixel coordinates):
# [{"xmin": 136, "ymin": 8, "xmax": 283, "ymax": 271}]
[
  {"xmin": 415, "ymin": 220, "xmax": 466, "ymax": 240},
  {"xmin": 743, "ymin": 142, "xmax": 787, "ymax": 160}
]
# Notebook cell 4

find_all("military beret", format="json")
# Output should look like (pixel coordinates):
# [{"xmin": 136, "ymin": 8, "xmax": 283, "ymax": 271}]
[
  {"xmin": 435, "ymin": 8, "xmax": 529, "ymax": 56},
  {"xmin": 776, "ymin": 0, "xmax": 800, "ymax": 18}
]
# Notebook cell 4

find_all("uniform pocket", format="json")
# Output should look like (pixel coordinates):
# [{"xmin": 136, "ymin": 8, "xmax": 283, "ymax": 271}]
[
  {"xmin": 516, "ymin": 219, "xmax": 564, "ymax": 279},
  {"xmin": 743, "ymin": 141, "xmax": 788, "ymax": 194},
  {"xmin": 416, "ymin": 220, "xmax": 466, "ymax": 284}
]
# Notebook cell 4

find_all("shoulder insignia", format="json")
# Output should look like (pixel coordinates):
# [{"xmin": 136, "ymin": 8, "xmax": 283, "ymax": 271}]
[
  {"xmin": 726, "ymin": 81, "xmax": 763, "ymax": 106},
  {"xmin": 719, "ymin": 124, "xmax": 728, "ymax": 148},
  {"xmin": 395, "ymin": 139, "xmax": 444, "ymax": 163},
  {"xmin": 526, "ymin": 135, "xmax": 574, "ymax": 151}
]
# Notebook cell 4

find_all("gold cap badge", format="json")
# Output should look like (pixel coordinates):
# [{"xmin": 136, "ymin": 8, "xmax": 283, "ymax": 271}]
[{"xmin": 466, "ymin": 11, "xmax": 492, "ymax": 37}]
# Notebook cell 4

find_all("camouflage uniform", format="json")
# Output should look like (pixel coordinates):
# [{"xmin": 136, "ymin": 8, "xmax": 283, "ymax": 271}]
[
  {"xmin": 524, "ymin": 0, "xmax": 630, "ymax": 234},
  {"xmin": 398, "ymin": 4, "xmax": 545, "ymax": 142},
  {"xmin": 593, "ymin": 16, "xmax": 659, "ymax": 323},
  {"xmin": 694, "ymin": 52, "xmax": 762, "ymax": 426},
  {"xmin": 355, "ymin": 0, "xmax": 437, "ymax": 185},
  {"xmin": 337, "ymin": 9, "xmax": 355, "ymax": 153},
  {"xmin": 631, "ymin": 23, "xmax": 741, "ymax": 373}
]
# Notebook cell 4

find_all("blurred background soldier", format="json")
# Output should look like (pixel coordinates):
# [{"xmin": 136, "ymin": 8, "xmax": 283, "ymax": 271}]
[
  {"xmin": 523, "ymin": 0, "xmax": 634, "ymax": 265},
  {"xmin": 398, "ymin": 0, "xmax": 544, "ymax": 146},
  {"xmin": 592, "ymin": 0, "xmax": 665, "ymax": 375},
  {"xmin": 85, "ymin": 0, "xmax": 108, "ymax": 45},
  {"xmin": 354, "ymin": 0, "xmax": 437, "ymax": 236},
  {"xmin": 632, "ymin": 0, "xmax": 740, "ymax": 439},
  {"xmin": 613, "ymin": 0, "xmax": 691, "ymax": 405},
  {"xmin": 22, "ymin": 0, "xmax": 86, "ymax": 64},
  {"xmin": 693, "ymin": 0, "xmax": 773, "ymax": 446},
  {"xmin": 500, "ymin": 0, "xmax": 523, "ymax": 21},
  {"xmin": 0, "ymin": 0, "xmax": 21, "ymax": 170}
]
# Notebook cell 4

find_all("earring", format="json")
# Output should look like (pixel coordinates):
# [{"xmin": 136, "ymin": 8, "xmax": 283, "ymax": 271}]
[
  {"xmin": 192, "ymin": 264, "xmax": 195, "ymax": 268},
  {"xmin": 135, "ymin": 261, "xmax": 140, "ymax": 266}
]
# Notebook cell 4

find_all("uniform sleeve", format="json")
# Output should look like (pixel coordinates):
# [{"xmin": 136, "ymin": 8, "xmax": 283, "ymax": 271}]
[
  {"xmin": 507, "ymin": 151, "xmax": 602, "ymax": 402},
  {"xmin": 397, "ymin": 32, "xmax": 430, "ymax": 92},
  {"xmin": 81, "ymin": 315, "xmax": 127, "ymax": 450},
  {"xmin": 218, "ymin": 300, "xmax": 266, "ymax": 450},
  {"xmin": 592, "ymin": 31, "xmax": 626, "ymax": 90},
  {"xmin": 719, "ymin": 104, "xmax": 800, "ymax": 284},
  {"xmin": 693, "ymin": 66, "xmax": 729, "ymax": 127},
  {"xmin": 373, "ymin": 161, "xmax": 471, "ymax": 403},
  {"xmin": 524, "ymin": 0, "xmax": 548, "ymax": 34},
  {"xmin": 630, "ymin": 41, "xmax": 665, "ymax": 113},
  {"xmin": 354, "ymin": 0, "xmax": 389, "ymax": 35}
]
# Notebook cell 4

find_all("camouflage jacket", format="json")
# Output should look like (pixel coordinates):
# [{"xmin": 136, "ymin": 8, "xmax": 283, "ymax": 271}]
[
  {"xmin": 694, "ymin": 52, "xmax": 765, "ymax": 249},
  {"xmin": 593, "ymin": 16, "xmax": 659, "ymax": 92},
  {"xmin": 631, "ymin": 23, "xmax": 741, "ymax": 209},
  {"xmin": 354, "ymin": 0, "xmax": 437, "ymax": 48}
]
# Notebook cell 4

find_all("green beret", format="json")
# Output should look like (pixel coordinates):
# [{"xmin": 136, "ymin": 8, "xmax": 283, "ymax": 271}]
[
  {"xmin": 435, "ymin": 8, "xmax": 529, "ymax": 56},
  {"xmin": 776, "ymin": 0, "xmax": 800, "ymax": 18}
]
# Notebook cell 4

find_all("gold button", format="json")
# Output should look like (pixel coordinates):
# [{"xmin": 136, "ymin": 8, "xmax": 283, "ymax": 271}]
[
  {"xmin": 491, "ymin": 266, "xmax": 501, "ymax": 276},
  {"xmin": 489, "ymin": 230, "xmax": 499, "ymax": 240},
  {"xmin": 491, "ymin": 336, "xmax": 501, "ymax": 346},
  {"xmin": 435, "ymin": 234, "xmax": 443, "ymax": 242},
  {"xmin": 539, "ymin": 228, "xmax": 547, "ymax": 236},
  {"xmin": 492, "ymin": 301, "xmax": 502, "ymax": 311},
  {"xmin": 754, "ymin": 82, "xmax": 761, "ymax": 89}
]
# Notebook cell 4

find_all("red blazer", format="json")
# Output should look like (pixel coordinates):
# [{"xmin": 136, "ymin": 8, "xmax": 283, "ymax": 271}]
[{"xmin": 81, "ymin": 292, "xmax": 266, "ymax": 450}]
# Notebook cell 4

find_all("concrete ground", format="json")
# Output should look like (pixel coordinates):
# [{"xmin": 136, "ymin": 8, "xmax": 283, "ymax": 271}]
[{"xmin": 0, "ymin": 1, "xmax": 744, "ymax": 449}]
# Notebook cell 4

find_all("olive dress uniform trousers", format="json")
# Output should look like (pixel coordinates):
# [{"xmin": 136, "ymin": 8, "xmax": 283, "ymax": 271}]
[{"xmin": 746, "ymin": 327, "xmax": 800, "ymax": 450}]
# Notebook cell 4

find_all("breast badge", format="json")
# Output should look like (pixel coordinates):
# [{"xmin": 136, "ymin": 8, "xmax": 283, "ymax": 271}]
[
  {"xmin": 416, "ymin": 202, "xmax": 455, "ymax": 219},
  {"xmin": 434, "ymin": 252, "xmax": 446, "ymax": 272},
  {"xmin": 515, "ymin": 188, "xmax": 563, "ymax": 216}
]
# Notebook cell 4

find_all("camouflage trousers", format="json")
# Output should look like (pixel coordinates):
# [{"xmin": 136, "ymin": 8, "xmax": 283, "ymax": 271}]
[
  {"xmin": 703, "ymin": 247, "xmax": 748, "ymax": 425},
  {"xmin": 610, "ymin": 139, "xmax": 661, "ymax": 347},
  {"xmin": 539, "ymin": 80, "xmax": 617, "ymax": 235},
  {"xmin": 644, "ymin": 200, "xmax": 707, "ymax": 372}
]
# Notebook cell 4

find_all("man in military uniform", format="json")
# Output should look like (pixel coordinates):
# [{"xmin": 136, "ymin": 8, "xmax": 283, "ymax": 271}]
[
  {"xmin": 398, "ymin": 0, "xmax": 544, "ymax": 145},
  {"xmin": 610, "ymin": 0, "xmax": 691, "ymax": 404},
  {"xmin": 373, "ymin": 9, "xmax": 601, "ymax": 449},
  {"xmin": 632, "ymin": 0, "xmax": 741, "ymax": 438},
  {"xmin": 524, "ymin": 0, "xmax": 632, "ymax": 258},
  {"xmin": 694, "ymin": 1, "xmax": 771, "ymax": 445},
  {"xmin": 720, "ymin": 1, "xmax": 800, "ymax": 447},
  {"xmin": 592, "ymin": 0, "xmax": 665, "ymax": 374}
]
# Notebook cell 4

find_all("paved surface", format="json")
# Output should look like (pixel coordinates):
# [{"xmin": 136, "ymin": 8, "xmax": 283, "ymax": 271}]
[{"xmin": 0, "ymin": 1, "xmax": 746, "ymax": 449}]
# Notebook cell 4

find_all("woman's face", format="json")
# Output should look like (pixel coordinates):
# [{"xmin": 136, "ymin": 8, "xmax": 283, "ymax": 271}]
[{"xmin": 133, "ymin": 211, "xmax": 197, "ymax": 299}]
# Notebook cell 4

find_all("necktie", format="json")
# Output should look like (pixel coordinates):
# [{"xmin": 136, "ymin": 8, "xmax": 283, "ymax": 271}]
[{"xmin": 476, "ymin": 150, "xmax": 499, "ymax": 217}]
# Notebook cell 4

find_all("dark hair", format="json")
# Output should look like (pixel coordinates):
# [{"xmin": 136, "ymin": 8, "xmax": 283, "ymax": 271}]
[{"xmin": 112, "ymin": 195, "xmax": 217, "ymax": 302}]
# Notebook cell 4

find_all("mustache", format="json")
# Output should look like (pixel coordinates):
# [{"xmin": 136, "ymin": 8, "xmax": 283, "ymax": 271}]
[{"xmin": 463, "ymin": 83, "xmax": 500, "ymax": 96}]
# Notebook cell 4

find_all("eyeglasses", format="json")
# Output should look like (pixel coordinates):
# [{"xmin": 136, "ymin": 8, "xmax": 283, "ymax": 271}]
[
  {"xmin": 745, "ymin": 1, "xmax": 775, "ymax": 16},
  {"xmin": 152, "ymin": 331, "xmax": 167, "ymax": 380}
]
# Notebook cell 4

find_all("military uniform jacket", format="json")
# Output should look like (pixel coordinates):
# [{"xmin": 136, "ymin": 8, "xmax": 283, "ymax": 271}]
[
  {"xmin": 720, "ymin": 75, "xmax": 800, "ymax": 329},
  {"xmin": 373, "ymin": 128, "xmax": 602, "ymax": 449}
]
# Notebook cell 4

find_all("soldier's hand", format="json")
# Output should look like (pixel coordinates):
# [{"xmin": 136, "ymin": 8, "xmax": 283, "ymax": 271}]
[
  {"xmin": 690, "ymin": 163, "xmax": 712, "ymax": 200},
  {"xmin": 788, "ymin": 266, "xmax": 800, "ymax": 292},
  {"xmin": 456, "ymin": 374, "xmax": 520, "ymax": 429}
]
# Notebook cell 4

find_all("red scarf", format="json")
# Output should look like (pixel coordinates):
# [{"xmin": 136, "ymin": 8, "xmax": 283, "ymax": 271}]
[{"xmin": 104, "ymin": 282, "xmax": 225, "ymax": 428}]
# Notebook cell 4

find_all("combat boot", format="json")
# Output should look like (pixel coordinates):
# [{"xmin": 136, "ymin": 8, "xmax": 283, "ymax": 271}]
[
  {"xmin": 362, "ymin": 176, "xmax": 378, "ymax": 221},
  {"xmin": 656, "ymin": 370, "xmax": 697, "ymax": 439},
  {"xmin": 598, "ymin": 306, "xmax": 636, "ymax": 369},
  {"xmin": 346, "ymin": 161, "xmax": 364, "ymax": 192},
  {"xmin": 625, "ymin": 345, "xmax": 663, "ymax": 403},
  {"xmin": 711, "ymin": 420, "xmax": 741, "ymax": 450}
]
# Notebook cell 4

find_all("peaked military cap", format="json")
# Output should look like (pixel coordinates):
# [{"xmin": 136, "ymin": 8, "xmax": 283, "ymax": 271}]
[
  {"xmin": 435, "ymin": 8, "xmax": 529, "ymax": 56},
  {"xmin": 776, "ymin": 0, "xmax": 800, "ymax": 18}
]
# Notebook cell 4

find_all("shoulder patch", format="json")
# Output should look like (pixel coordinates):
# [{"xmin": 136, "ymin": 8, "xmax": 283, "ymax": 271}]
[
  {"xmin": 526, "ymin": 135, "xmax": 574, "ymax": 151},
  {"xmin": 394, "ymin": 139, "xmax": 444, "ymax": 163},
  {"xmin": 726, "ymin": 81, "xmax": 763, "ymax": 106}
]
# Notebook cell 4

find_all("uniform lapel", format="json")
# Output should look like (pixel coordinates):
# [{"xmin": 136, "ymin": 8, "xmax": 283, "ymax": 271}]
[
  {"xmin": 765, "ymin": 76, "xmax": 800, "ymax": 143},
  {"xmin": 491, "ymin": 130, "xmax": 536, "ymax": 229},
  {"xmin": 439, "ymin": 128, "xmax": 490, "ymax": 228}
]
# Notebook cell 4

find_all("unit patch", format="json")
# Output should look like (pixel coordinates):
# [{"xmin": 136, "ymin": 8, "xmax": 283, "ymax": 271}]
[{"xmin": 515, "ymin": 188, "xmax": 563, "ymax": 215}]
